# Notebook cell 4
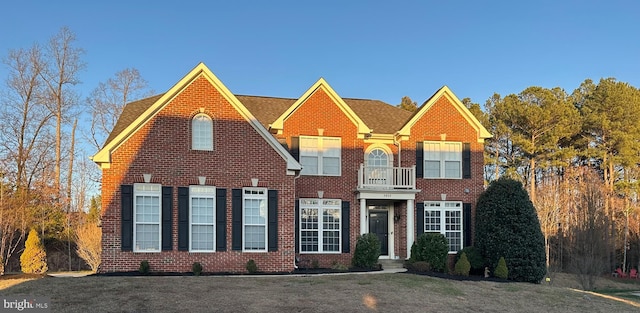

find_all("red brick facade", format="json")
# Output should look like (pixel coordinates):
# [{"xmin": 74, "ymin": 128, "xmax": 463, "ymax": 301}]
[{"xmin": 96, "ymin": 64, "xmax": 489, "ymax": 273}]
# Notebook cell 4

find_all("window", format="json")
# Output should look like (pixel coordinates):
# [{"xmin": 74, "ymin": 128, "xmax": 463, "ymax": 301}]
[
  {"xmin": 300, "ymin": 136, "xmax": 341, "ymax": 176},
  {"xmin": 243, "ymin": 188, "xmax": 267, "ymax": 251},
  {"xmin": 134, "ymin": 183, "xmax": 161, "ymax": 252},
  {"xmin": 424, "ymin": 201, "xmax": 463, "ymax": 253},
  {"xmin": 190, "ymin": 186, "xmax": 216, "ymax": 252},
  {"xmin": 367, "ymin": 148, "xmax": 389, "ymax": 168},
  {"xmin": 192, "ymin": 113, "xmax": 213, "ymax": 151},
  {"xmin": 299, "ymin": 198, "xmax": 341, "ymax": 253},
  {"xmin": 423, "ymin": 141, "xmax": 462, "ymax": 179}
]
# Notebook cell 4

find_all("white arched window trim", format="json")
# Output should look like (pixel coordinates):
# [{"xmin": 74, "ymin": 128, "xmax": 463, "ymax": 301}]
[
  {"xmin": 192, "ymin": 113, "xmax": 213, "ymax": 151},
  {"xmin": 364, "ymin": 144, "xmax": 393, "ymax": 167}
]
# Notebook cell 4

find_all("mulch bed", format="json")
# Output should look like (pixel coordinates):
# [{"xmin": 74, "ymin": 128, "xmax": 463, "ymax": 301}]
[{"xmin": 404, "ymin": 270, "xmax": 511, "ymax": 283}]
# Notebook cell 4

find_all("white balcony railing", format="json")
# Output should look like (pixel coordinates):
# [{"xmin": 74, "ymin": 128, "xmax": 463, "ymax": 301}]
[{"xmin": 358, "ymin": 164, "xmax": 416, "ymax": 189}]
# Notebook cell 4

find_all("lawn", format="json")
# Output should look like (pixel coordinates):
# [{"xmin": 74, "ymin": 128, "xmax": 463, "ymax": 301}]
[{"xmin": 1, "ymin": 272, "xmax": 639, "ymax": 312}]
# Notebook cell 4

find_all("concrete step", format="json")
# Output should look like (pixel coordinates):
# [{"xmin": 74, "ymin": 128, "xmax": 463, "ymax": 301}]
[{"xmin": 378, "ymin": 259, "xmax": 405, "ymax": 270}]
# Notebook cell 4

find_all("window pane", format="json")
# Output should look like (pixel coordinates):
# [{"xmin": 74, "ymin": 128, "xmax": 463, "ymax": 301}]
[
  {"xmin": 135, "ymin": 224, "xmax": 159, "ymax": 251},
  {"xmin": 323, "ymin": 231, "xmax": 340, "ymax": 252},
  {"xmin": 135, "ymin": 196, "xmax": 159, "ymax": 222},
  {"xmin": 323, "ymin": 138, "xmax": 341, "ymax": 157},
  {"xmin": 322, "ymin": 157, "xmax": 340, "ymax": 175},
  {"xmin": 424, "ymin": 161, "xmax": 440, "ymax": 178},
  {"xmin": 367, "ymin": 149, "xmax": 388, "ymax": 167},
  {"xmin": 192, "ymin": 197, "xmax": 214, "ymax": 224},
  {"xmin": 424, "ymin": 142, "xmax": 440, "ymax": 160},
  {"xmin": 300, "ymin": 137, "xmax": 319, "ymax": 155},
  {"xmin": 425, "ymin": 210, "xmax": 441, "ymax": 231},
  {"xmin": 192, "ymin": 225, "xmax": 214, "ymax": 251},
  {"xmin": 244, "ymin": 198, "xmax": 266, "ymax": 224},
  {"xmin": 244, "ymin": 225, "xmax": 265, "ymax": 250},
  {"xmin": 444, "ymin": 161, "xmax": 461, "ymax": 178},
  {"xmin": 301, "ymin": 156, "xmax": 318, "ymax": 175},
  {"xmin": 192, "ymin": 114, "xmax": 213, "ymax": 150}
]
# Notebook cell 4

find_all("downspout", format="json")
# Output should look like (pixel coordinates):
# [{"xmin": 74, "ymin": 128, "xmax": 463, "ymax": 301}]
[
  {"xmin": 292, "ymin": 169, "xmax": 301, "ymax": 270},
  {"xmin": 393, "ymin": 133, "xmax": 401, "ymax": 167}
]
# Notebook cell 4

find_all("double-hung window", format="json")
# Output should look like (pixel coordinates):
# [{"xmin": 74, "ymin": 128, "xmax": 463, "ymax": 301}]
[
  {"xmin": 423, "ymin": 141, "xmax": 462, "ymax": 179},
  {"xmin": 192, "ymin": 113, "xmax": 213, "ymax": 151},
  {"xmin": 424, "ymin": 201, "xmax": 463, "ymax": 253},
  {"xmin": 190, "ymin": 186, "xmax": 216, "ymax": 252},
  {"xmin": 300, "ymin": 136, "xmax": 341, "ymax": 176},
  {"xmin": 134, "ymin": 183, "xmax": 161, "ymax": 252},
  {"xmin": 243, "ymin": 188, "xmax": 267, "ymax": 251},
  {"xmin": 299, "ymin": 199, "xmax": 341, "ymax": 253}
]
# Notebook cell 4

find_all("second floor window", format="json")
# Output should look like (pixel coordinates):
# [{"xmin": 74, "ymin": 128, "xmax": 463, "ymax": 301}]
[
  {"xmin": 192, "ymin": 113, "xmax": 213, "ymax": 151},
  {"xmin": 423, "ymin": 141, "xmax": 462, "ymax": 179},
  {"xmin": 300, "ymin": 136, "xmax": 341, "ymax": 176}
]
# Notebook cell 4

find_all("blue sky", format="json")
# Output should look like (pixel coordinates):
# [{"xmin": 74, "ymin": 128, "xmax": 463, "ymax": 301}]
[{"xmin": 1, "ymin": 0, "xmax": 639, "ymax": 109}]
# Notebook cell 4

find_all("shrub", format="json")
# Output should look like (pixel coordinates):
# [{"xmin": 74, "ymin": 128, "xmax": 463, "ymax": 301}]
[
  {"xmin": 20, "ymin": 229, "xmax": 48, "ymax": 274},
  {"xmin": 246, "ymin": 259, "xmax": 258, "ymax": 273},
  {"xmin": 409, "ymin": 261, "xmax": 431, "ymax": 272},
  {"xmin": 331, "ymin": 261, "xmax": 349, "ymax": 272},
  {"xmin": 414, "ymin": 233, "xmax": 448, "ymax": 272},
  {"xmin": 351, "ymin": 233, "xmax": 381, "ymax": 269},
  {"xmin": 454, "ymin": 252, "xmax": 471, "ymax": 276},
  {"xmin": 456, "ymin": 246, "xmax": 484, "ymax": 275},
  {"xmin": 311, "ymin": 259, "xmax": 319, "ymax": 269},
  {"xmin": 409, "ymin": 241, "xmax": 418, "ymax": 263},
  {"xmin": 494, "ymin": 257, "xmax": 508, "ymax": 279},
  {"xmin": 192, "ymin": 262, "xmax": 203, "ymax": 276},
  {"xmin": 475, "ymin": 178, "xmax": 546, "ymax": 283},
  {"xmin": 139, "ymin": 260, "xmax": 150, "ymax": 274},
  {"xmin": 75, "ymin": 222, "xmax": 101, "ymax": 272}
]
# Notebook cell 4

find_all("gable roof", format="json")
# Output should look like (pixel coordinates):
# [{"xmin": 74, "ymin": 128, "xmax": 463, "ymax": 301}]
[
  {"xmin": 269, "ymin": 78, "xmax": 372, "ymax": 138},
  {"xmin": 397, "ymin": 86, "xmax": 492, "ymax": 142},
  {"xmin": 92, "ymin": 63, "xmax": 302, "ymax": 172}
]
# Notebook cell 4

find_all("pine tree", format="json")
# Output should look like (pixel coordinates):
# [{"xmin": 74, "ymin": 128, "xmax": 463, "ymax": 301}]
[{"xmin": 20, "ymin": 229, "xmax": 48, "ymax": 274}]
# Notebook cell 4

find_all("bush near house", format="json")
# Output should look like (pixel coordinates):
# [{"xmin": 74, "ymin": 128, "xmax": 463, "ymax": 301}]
[
  {"xmin": 412, "ymin": 233, "xmax": 448, "ymax": 272},
  {"xmin": 20, "ymin": 229, "xmax": 48, "ymax": 274},
  {"xmin": 246, "ymin": 259, "xmax": 258, "ymax": 273},
  {"xmin": 454, "ymin": 252, "xmax": 471, "ymax": 276},
  {"xmin": 352, "ymin": 233, "xmax": 381, "ymax": 269},
  {"xmin": 495, "ymin": 257, "xmax": 509, "ymax": 279},
  {"xmin": 475, "ymin": 178, "xmax": 546, "ymax": 283},
  {"xmin": 456, "ymin": 246, "xmax": 484, "ymax": 275}
]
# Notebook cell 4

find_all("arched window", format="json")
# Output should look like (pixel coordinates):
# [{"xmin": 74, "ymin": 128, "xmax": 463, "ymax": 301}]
[
  {"xmin": 367, "ymin": 148, "xmax": 389, "ymax": 167},
  {"xmin": 192, "ymin": 114, "xmax": 213, "ymax": 151}
]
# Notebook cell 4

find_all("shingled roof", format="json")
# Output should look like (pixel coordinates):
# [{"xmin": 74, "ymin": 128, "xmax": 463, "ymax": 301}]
[{"xmin": 104, "ymin": 93, "xmax": 413, "ymax": 148}]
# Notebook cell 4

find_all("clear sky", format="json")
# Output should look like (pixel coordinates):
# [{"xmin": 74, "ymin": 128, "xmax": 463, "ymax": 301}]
[{"xmin": 1, "ymin": 0, "xmax": 639, "ymax": 109}]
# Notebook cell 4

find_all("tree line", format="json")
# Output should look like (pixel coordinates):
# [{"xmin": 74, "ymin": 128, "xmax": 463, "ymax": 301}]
[{"xmin": 0, "ymin": 27, "xmax": 152, "ymax": 273}]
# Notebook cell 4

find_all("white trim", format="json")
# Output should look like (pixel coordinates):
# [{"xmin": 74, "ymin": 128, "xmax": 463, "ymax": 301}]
[
  {"xmin": 423, "ymin": 141, "xmax": 462, "ymax": 179},
  {"xmin": 423, "ymin": 201, "xmax": 463, "ymax": 254},
  {"xmin": 133, "ymin": 183, "xmax": 162, "ymax": 253},
  {"xmin": 189, "ymin": 185, "xmax": 216, "ymax": 253},
  {"xmin": 92, "ymin": 63, "xmax": 302, "ymax": 173},
  {"xmin": 299, "ymin": 198, "xmax": 342, "ymax": 254},
  {"xmin": 242, "ymin": 187, "xmax": 268, "ymax": 252},
  {"xmin": 299, "ymin": 136, "xmax": 342, "ymax": 176}
]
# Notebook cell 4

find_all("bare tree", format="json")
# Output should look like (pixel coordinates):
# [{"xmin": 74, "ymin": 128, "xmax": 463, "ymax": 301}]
[
  {"xmin": 75, "ymin": 221, "xmax": 101, "ymax": 272},
  {"xmin": 39, "ymin": 27, "xmax": 85, "ymax": 194},
  {"xmin": 87, "ymin": 68, "xmax": 152, "ymax": 151},
  {"xmin": 566, "ymin": 168, "xmax": 611, "ymax": 290}
]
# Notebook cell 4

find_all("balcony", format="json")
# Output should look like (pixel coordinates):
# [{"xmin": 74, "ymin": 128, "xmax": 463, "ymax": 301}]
[{"xmin": 358, "ymin": 164, "xmax": 416, "ymax": 190}]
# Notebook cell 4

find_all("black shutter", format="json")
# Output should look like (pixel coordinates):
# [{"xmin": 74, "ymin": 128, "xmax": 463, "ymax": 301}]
[
  {"xmin": 290, "ymin": 137, "xmax": 300, "ymax": 161},
  {"xmin": 462, "ymin": 143, "xmax": 471, "ymax": 179},
  {"xmin": 268, "ymin": 190, "xmax": 278, "ymax": 252},
  {"xmin": 294, "ymin": 200, "xmax": 300, "ymax": 253},
  {"xmin": 216, "ymin": 188, "xmax": 227, "ymax": 251},
  {"xmin": 416, "ymin": 142, "xmax": 423, "ymax": 179},
  {"xmin": 342, "ymin": 201, "xmax": 350, "ymax": 253},
  {"xmin": 162, "ymin": 187, "xmax": 173, "ymax": 251},
  {"xmin": 231, "ymin": 189, "xmax": 242, "ymax": 251},
  {"xmin": 121, "ymin": 185, "xmax": 133, "ymax": 251},
  {"xmin": 178, "ymin": 187, "xmax": 189, "ymax": 251},
  {"xmin": 416, "ymin": 202, "xmax": 424, "ymax": 238},
  {"xmin": 463, "ymin": 203, "xmax": 472, "ymax": 247}
]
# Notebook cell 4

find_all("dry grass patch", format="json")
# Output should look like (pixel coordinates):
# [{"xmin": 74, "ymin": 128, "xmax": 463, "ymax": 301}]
[{"xmin": 1, "ymin": 272, "xmax": 639, "ymax": 312}]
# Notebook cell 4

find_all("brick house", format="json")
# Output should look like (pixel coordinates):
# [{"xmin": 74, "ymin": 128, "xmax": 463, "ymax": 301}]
[{"xmin": 92, "ymin": 63, "xmax": 491, "ymax": 273}]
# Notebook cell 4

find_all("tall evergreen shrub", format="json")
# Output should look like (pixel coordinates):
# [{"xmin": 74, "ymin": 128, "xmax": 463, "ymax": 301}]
[
  {"xmin": 475, "ymin": 178, "xmax": 546, "ymax": 283},
  {"xmin": 20, "ymin": 229, "xmax": 48, "ymax": 274}
]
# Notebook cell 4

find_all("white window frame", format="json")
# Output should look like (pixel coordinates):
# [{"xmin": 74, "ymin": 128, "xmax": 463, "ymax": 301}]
[
  {"xmin": 192, "ymin": 113, "xmax": 213, "ymax": 151},
  {"xmin": 299, "ymin": 198, "xmax": 342, "ymax": 254},
  {"xmin": 133, "ymin": 183, "xmax": 162, "ymax": 253},
  {"xmin": 423, "ymin": 141, "xmax": 462, "ymax": 179},
  {"xmin": 189, "ymin": 185, "xmax": 216, "ymax": 252},
  {"xmin": 243, "ymin": 188, "xmax": 268, "ymax": 252},
  {"xmin": 424, "ymin": 201, "xmax": 463, "ymax": 254},
  {"xmin": 300, "ymin": 136, "xmax": 341, "ymax": 176}
]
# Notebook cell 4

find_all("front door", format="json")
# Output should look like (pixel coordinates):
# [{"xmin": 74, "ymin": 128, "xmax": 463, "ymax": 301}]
[{"xmin": 369, "ymin": 211, "xmax": 389, "ymax": 255}]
